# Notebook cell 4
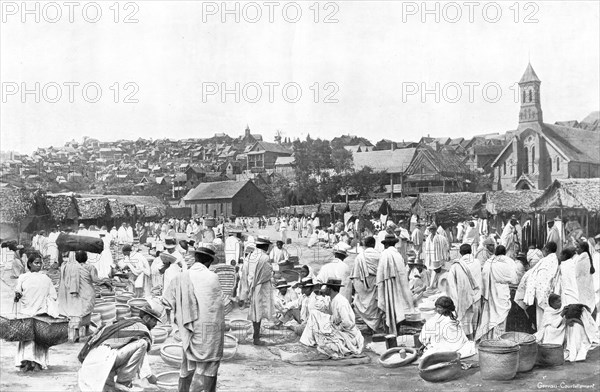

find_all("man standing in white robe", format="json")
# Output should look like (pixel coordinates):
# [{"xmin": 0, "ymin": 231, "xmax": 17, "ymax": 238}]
[
  {"xmin": 350, "ymin": 236, "xmax": 382, "ymax": 332},
  {"xmin": 446, "ymin": 244, "xmax": 480, "ymax": 338},
  {"xmin": 424, "ymin": 223, "xmax": 449, "ymax": 271},
  {"xmin": 163, "ymin": 247, "xmax": 224, "ymax": 392},
  {"xmin": 476, "ymin": 245, "xmax": 518, "ymax": 341},
  {"xmin": 500, "ymin": 216, "xmax": 521, "ymax": 259},
  {"xmin": 377, "ymin": 233, "xmax": 415, "ymax": 335}
]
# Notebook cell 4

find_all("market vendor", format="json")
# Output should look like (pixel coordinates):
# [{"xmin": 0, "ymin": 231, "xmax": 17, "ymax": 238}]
[
  {"xmin": 119, "ymin": 244, "xmax": 152, "ymax": 297},
  {"xmin": 77, "ymin": 304, "xmax": 161, "ymax": 391},
  {"xmin": 419, "ymin": 296, "xmax": 476, "ymax": 359},
  {"xmin": 14, "ymin": 254, "xmax": 58, "ymax": 372}
]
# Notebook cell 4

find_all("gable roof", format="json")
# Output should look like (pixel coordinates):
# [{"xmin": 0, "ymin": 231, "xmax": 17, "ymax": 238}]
[
  {"xmin": 491, "ymin": 123, "xmax": 600, "ymax": 167},
  {"xmin": 541, "ymin": 123, "xmax": 600, "ymax": 163},
  {"xmin": 353, "ymin": 148, "xmax": 416, "ymax": 174},
  {"xmin": 249, "ymin": 141, "xmax": 292, "ymax": 155},
  {"xmin": 183, "ymin": 180, "xmax": 252, "ymax": 201},
  {"xmin": 405, "ymin": 146, "xmax": 470, "ymax": 175}
]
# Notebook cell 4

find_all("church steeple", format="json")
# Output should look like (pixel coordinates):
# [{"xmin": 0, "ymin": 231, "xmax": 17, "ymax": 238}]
[{"xmin": 518, "ymin": 63, "xmax": 543, "ymax": 124}]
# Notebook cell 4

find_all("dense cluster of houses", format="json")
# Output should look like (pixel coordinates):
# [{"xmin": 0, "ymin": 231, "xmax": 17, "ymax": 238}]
[{"xmin": 1, "ymin": 63, "xmax": 599, "ymax": 210}]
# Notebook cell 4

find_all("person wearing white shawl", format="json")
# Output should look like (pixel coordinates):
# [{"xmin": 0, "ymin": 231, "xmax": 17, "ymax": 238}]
[
  {"xmin": 500, "ymin": 216, "xmax": 521, "ymax": 259},
  {"xmin": 446, "ymin": 244, "xmax": 481, "ymax": 338},
  {"xmin": 419, "ymin": 296, "xmax": 476, "ymax": 359},
  {"xmin": 556, "ymin": 248, "xmax": 580, "ymax": 307},
  {"xmin": 515, "ymin": 241, "xmax": 560, "ymax": 331},
  {"xmin": 376, "ymin": 233, "xmax": 415, "ymax": 335},
  {"xmin": 350, "ymin": 236, "xmax": 382, "ymax": 332},
  {"xmin": 462, "ymin": 221, "xmax": 479, "ymax": 249},
  {"xmin": 424, "ymin": 223, "xmax": 449, "ymax": 271},
  {"xmin": 475, "ymin": 245, "xmax": 518, "ymax": 341},
  {"xmin": 95, "ymin": 231, "xmax": 114, "ymax": 279},
  {"xmin": 117, "ymin": 223, "xmax": 128, "ymax": 245},
  {"xmin": 574, "ymin": 240, "xmax": 596, "ymax": 312},
  {"xmin": 125, "ymin": 224, "xmax": 134, "ymax": 244},
  {"xmin": 15, "ymin": 255, "xmax": 58, "ymax": 371},
  {"xmin": 527, "ymin": 245, "xmax": 544, "ymax": 268},
  {"xmin": 317, "ymin": 248, "xmax": 352, "ymax": 302}
]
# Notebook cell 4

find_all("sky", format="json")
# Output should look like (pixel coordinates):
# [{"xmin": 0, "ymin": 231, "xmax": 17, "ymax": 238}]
[{"xmin": 1, "ymin": 0, "xmax": 599, "ymax": 155}]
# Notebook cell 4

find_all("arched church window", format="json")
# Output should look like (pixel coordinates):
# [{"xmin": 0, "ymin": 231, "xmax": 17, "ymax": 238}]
[
  {"xmin": 503, "ymin": 162, "xmax": 507, "ymax": 175},
  {"xmin": 556, "ymin": 157, "xmax": 560, "ymax": 172},
  {"xmin": 522, "ymin": 90, "xmax": 526, "ymax": 104},
  {"xmin": 528, "ymin": 89, "xmax": 533, "ymax": 102},
  {"xmin": 523, "ymin": 147, "xmax": 529, "ymax": 174}
]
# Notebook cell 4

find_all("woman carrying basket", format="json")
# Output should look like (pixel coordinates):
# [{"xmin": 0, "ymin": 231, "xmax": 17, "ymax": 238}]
[{"xmin": 14, "ymin": 253, "xmax": 58, "ymax": 372}]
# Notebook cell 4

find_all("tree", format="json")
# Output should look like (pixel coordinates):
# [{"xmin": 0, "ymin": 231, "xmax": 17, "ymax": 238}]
[{"xmin": 331, "ymin": 148, "xmax": 353, "ymax": 175}]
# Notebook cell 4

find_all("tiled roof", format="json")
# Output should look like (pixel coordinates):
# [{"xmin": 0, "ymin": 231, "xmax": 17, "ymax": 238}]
[
  {"xmin": 353, "ymin": 148, "xmax": 416, "ymax": 174},
  {"xmin": 183, "ymin": 180, "xmax": 251, "ymax": 201},
  {"xmin": 541, "ymin": 123, "xmax": 600, "ymax": 163},
  {"xmin": 250, "ymin": 141, "xmax": 292, "ymax": 155}
]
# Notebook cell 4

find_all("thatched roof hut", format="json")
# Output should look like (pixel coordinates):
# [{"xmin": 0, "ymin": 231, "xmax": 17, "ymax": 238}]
[
  {"xmin": 473, "ymin": 190, "xmax": 543, "ymax": 217},
  {"xmin": 389, "ymin": 197, "xmax": 416, "ymax": 214},
  {"xmin": 531, "ymin": 179, "xmax": 600, "ymax": 213},
  {"xmin": 45, "ymin": 193, "xmax": 80, "ymax": 221},
  {"xmin": 412, "ymin": 192, "xmax": 484, "ymax": 227},
  {"xmin": 75, "ymin": 197, "xmax": 110, "ymax": 220},
  {"xmin": 0, "ymin": 188, "xmax": 39, "ymax": 224}
]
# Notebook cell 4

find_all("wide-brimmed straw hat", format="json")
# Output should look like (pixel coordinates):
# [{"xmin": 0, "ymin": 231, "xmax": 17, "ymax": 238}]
[
  {"xmin": 275, "ymin": 279, "xmax": 290, "ymax": 289},
  {"xmin": 256, "ymin": 236, "xmax": 272, "ymax": 245},
  {"xmin": 300, "ymin": 277, "xmax": 318, "ymax": 287},
  {"xmin": 164, "ymin": 237, "xmax": 177, "ymax": 249},
  {"xmin": 132, "ymin": 304, "xmax": 162, "ymax": 322},
  {"xmin": 323, "ymin": 278, "xmax": 344, "ymax": 287},
  {"xmin": 381, "ymin": 233, "xmax": 399, "ymax": 245},
  {"xmin": 192, "ymin": 247, "xmax": 216, "ymax": 262}
]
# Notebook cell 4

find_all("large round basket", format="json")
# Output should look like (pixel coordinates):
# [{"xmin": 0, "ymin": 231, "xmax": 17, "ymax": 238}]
[
  {"xmin": 418, "ymin": 351, "xmax": 462, "ymax": 382},
  {"xmin": 500, "ymin": 332, "xmax": 537, "ymax": 372},
  {"xmin": 160, "ymin": 343, "xmax": 182, "ymax": 368},
  {"xmin": 0, "ymin": 313, "xmax": 35, "ymax": 342},
  {"xmin": 223, "ymin": 333, "xmax": 238, "ymax": 360},
  {"xmin": 94, "ymin": 302, "xmax": 116, "ymax": 323},
  {"xmin": 479, "ymin": 339, "xmax": 520, "ymax": 380},
  {"xmin": 32, "ymin": 315, "xmax": 69, "ymax": 347},
  {"xmin": 537, "ymin": 344, "xmax": 564, "ymax": 367},
  {"xmin": 156, "ymin": 371, "xmax": 180, "ymax": 391},
  {"xmin": 127, "ymin": 298, "xmax": 148, "ymax": 317},
  {"xmin": 379, "ymin": 347, "xmax": 417, "ymax": 368}
]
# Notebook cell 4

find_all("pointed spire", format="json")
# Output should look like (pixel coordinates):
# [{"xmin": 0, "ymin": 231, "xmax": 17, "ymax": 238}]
[{"xmin": 519, "ymin": 62, "xmax": 540, "ymax": 84}]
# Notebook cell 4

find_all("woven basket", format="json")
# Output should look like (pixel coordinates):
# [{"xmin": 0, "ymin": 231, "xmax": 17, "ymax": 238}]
[
  {"xmin": 32, "ymin": 314, "xmax": 69, "ymax": 347},
  {"xmin": 479, "ymin": 339, "xmax": 520, "ymax": 380},
  {"xmin": 500, "ymin": 332, "xmax": 538, "ymax": 372},
  {"xmin": 0, "ymin": 313, "xmax": 35, "ymax": 342},
  {"xmin": 418, "ymin": 351, "xmax": 462, "ymax": 382},
  {"xmin": 537, "ymin": 344, "xmax": 564, "ymax": 367}
]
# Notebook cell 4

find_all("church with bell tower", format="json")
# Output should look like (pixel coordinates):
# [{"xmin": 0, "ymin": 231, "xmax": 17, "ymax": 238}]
[{"xmin": 491, "ymin": 63, "xmax": 600, "ymax": 191}]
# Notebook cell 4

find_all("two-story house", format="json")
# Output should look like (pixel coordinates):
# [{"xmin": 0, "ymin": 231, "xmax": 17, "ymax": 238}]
[{"xmin": 246, "ymin": 141, "xmax": 293, "ymax": 173}]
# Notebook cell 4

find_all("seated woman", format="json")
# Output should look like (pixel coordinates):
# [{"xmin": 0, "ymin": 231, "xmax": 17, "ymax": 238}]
[
  {"xmin": 535, "ymin": 293, "xmax": 564, "ymax": 344},
  {"xmin": 419, "ymin": 296, "xmax": 476, "ymax": 359},
  {"xmin": 300, "ymin": 279, "xmax": 364, "ymax": 359}
]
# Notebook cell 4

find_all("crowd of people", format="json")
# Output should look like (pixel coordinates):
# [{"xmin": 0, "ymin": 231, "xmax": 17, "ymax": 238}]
[{"xmin": 1, "ymin": 211, "xmax": 599, "ymax": 391}]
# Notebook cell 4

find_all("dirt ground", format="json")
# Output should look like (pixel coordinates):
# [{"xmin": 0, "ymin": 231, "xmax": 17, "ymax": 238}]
[{"xmin": 1, "ymin": 224, "xmax": 599, "ymax": 392}]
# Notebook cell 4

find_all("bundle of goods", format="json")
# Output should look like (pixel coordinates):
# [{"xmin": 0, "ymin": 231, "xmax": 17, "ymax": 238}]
[{"xmin": 56, "ymin": 233, "xmax": 104, "ymax": 254}]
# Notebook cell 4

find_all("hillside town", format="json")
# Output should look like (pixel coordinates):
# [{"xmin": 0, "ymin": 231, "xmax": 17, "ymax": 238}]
[{"xmin": 1, "ymin": 62, "xmax": 600, "ymax": 392}]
